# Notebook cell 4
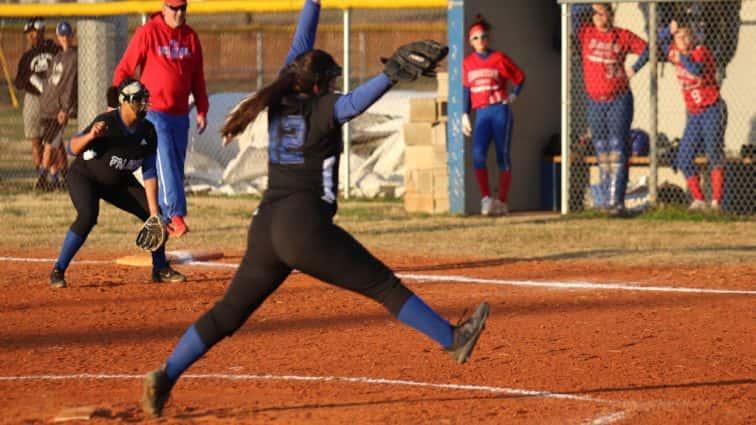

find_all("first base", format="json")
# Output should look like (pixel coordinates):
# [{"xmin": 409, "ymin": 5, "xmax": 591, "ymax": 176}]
[
  {"xmin": 53, "ymin": 406, "xmax": 98, "ymax": 422},
  {"xmin": 115, "ymin": 249, "xmax": 224, "ymax": 267}
]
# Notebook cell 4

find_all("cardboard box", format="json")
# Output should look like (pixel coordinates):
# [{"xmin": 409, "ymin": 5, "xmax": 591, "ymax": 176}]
[
  {"xmin": 405, "ymin": 145, "xmax": 435, "ymax": 170},
  {"xmin": 403, "ymin": 122, "xmax": 434, "ymax": 146},
  {"xmin": 432, "ymin": 122, "xmax": 447, "ymax": 147},
  {"xmin": 436, "ymin": 72, "xmax": 448, "ymax": 100},
  {"xmin": 409, "ymin": 97, "xmax": 438, "ymax": 123},
  {"xmin": 405, "ymin": 169, "xmax": 434, "ymax": 193},
  {"xmin": 404, "ymin": 193, "xmax": 435, "ymax": 213}
]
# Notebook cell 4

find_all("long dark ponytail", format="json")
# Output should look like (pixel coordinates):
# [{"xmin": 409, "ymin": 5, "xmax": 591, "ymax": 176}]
[{"xmin": 221, "ymin": 49, "xmax": 342, "ymax": 144}]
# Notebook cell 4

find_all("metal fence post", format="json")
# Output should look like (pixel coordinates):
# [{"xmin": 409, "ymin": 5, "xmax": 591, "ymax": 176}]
[
  {"xmin": 342, "ymin": 7, "xmax": 351, "ymax": 199},
  {"xmin": 560, "ymin": 3, "xmax": 572, "ymax": 215},
  {"xmin": 256, "ymin": 31, "xmax": 263, "ymax": 90},
  {"xmin": 648, "ymin": 1, "xmax": 658, "ymax": 206},
  {"xmin": 77, "ymin": 1, "xmax": 127, "ymax": 132}
]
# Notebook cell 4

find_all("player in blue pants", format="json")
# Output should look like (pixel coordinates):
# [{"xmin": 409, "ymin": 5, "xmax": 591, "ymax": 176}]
[{"xmin": 140, "ymin": 0, "xmax": 489, "ymax": 418}]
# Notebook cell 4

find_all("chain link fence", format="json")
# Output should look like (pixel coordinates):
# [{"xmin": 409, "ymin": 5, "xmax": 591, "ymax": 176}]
[
  {"xmin": 562, "ymin": 0, "xmax": 755, "ymax": 215},
  {"xmin": 0, "ymin": 9, "xmax": 444, "ymax": 194}
]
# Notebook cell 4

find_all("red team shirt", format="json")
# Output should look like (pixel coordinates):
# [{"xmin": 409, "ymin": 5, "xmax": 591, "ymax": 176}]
[
  {"xmin": 668, "ymin": 44, "xmax": 720, "ymax": 114},
  {"xmin": 113, "ymin": 12, "xmax": 209, "ymax": 118},
  {"xmin": 463, "ymin": 51, "xmax": 524, "ymax": 110},
  {"xmin": 579, "ymin": 25, "xmax": 646, "ymax": 101}
]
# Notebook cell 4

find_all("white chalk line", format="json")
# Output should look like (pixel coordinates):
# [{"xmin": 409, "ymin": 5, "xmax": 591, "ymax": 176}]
[
  {"xmin": 0, "ymin": 372, "xmax": 614, "ymax": 404},
  {"xmin": 583, "ymin": 410, "xmax": 629, "ymax": 425},
  {"xmin": 2, "ymin": 256, "xmax": 755, "ymax": 296}
]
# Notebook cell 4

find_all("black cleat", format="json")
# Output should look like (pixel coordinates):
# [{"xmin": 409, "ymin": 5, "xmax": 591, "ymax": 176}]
[
  {"xmin": 141, "ymin": 366, "xmax": 175, "ymax": 418},
  {"xmin": 152, "ymin": 266, "xmax": 186, "ymax": 283},
  {"xmin": 49, "ymin": 267, "xmax": 67, "ymax": 288},
  {"xmin": 446, "ymin": 302, "xmax": 490, "ymax": 364}
]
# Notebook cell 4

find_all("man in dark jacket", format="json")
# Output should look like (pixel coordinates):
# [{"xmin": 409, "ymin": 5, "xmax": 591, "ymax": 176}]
[
  {"xmin": 14, "ymin": 17, "xmax": 60, "ymax": 190},
  {"xmin": 39, "ymin": 21, "xmax": 77, "ymax": 190}
]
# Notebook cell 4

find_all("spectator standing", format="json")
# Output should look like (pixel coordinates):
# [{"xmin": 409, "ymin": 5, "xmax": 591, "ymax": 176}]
[
  {"xmin": 662, "ymin": 21, "xmax": 727, "ymax": 212},
  {"xmin": 13, "ymin": 17, "xmax": 60, "ymax": 190},
  {"xmin": 573, "ymin": 3, "xmax": 648, "ymax": 215},
  {"xmin": 113, "ymin": 0, "xmax": 208, "ymax": 236},
  {"xmin": 461, "ymin": 14, "xmax": 525, "ymax": 216},
  {"xmin": 38, "ymin": 21, "xmax": 78, "ymax": 191}
]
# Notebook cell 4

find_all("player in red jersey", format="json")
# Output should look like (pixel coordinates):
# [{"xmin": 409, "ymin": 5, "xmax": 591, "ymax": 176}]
[
  {"xmin": 662, "ymin": 20, "xmax": 727, "ymax": 212},
  {"xmin": 462, "ymin": 14, "xmax": 525, "ymax": 216},
  {"xmin": 574, "ymin": 3, "xmax": 648, "ymax": 214}
]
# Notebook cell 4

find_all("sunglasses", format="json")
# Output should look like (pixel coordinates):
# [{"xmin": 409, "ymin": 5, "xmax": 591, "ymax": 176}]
[
  {"xmin": 470, "ymin": 33, "xmax": 488, "ymax": 41},
  {"xmin": 166, "ymin": 4, "xmax": 187, "ymax": 12}
]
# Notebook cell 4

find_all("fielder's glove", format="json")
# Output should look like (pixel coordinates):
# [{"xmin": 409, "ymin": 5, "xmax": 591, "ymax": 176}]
[
  {"xmin": 382, "ymin": 40, "xmax": 449, "ymax": 83},
  {"xmin": 136, "ymin": 215, "xmax": 168, "ymax": 252}
]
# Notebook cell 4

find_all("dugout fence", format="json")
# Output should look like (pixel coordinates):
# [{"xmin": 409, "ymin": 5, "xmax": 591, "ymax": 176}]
[
  {"xmin": 558, "ymin": 0, "xmax": 756, "ymax": 215},
  {"xmin": 0, "ymin": 0, "xmax": 445, "ymax": 196}
]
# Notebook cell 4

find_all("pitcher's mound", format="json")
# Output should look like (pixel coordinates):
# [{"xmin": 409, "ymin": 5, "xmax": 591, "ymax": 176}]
[{"xmin": 116, "ymin": 250, "xmax": 223, "ymax": 267}]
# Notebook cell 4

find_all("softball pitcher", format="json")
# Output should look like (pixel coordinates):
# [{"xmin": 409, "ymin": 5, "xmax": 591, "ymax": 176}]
[
  {"xmin": 141, "ymin": 0, "xmax": 489, "ymax": 417},
  {"xmin": 462, "ymin": 14, "xmax": 525, "ymax": 216},
  {"xmin": 662, "ymin": 20, "xmax": 727, "ymax": 212},
  {"xmin": 574, "ymin": 3, "xmax": 648, "ymax": 214},
  {"xmin": 49, "ymin": 79, "xmax": 185, "ymax": 288}
]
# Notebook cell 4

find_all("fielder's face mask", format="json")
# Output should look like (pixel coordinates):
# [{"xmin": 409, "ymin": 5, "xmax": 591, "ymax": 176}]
[{"xmin": 119, "ymin": 81, "xmax": 151, "ymax": 119}]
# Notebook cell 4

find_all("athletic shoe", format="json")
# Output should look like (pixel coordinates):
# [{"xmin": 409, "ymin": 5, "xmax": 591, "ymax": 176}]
[
  {"xmin": 688, "ymin": 199, "xmax": 707, "ymax": 212},
  {"xmin": 50, "ymin": 267, "xmax": 67, "ymax": 288},
  {"xmin": 480, "ymin": 196, "xmax": 493, "ymax": 216},
  {"xmin": 152, "ymin": 266, "xmax": 186, "ymax": 283},
  {"xmin": 493, "ymin": 200, "xmax": 508, "ymax": 216},
  {"xmin": 446, "ymin": 302, "xmax": 490, "ymax": 364},
  {"xmin": 710, "ymin": 200, "xmax": 721, "ymax": 212},
  {"xmin": 167, "ymin": 215, "xmax": 189, "ymax": 237},
  {"xmin": 141, "ymin": 366, "xmax": 175, "ymax": 418}
]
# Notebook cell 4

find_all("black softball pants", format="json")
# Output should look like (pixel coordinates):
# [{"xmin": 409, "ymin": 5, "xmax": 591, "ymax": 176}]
[
  {"xmin": 67, "ymin": 168, "xmax": 151, "ymax": 238},
  {"xmin": 195, "ymin": 192, "xmax": 414, "ymax": 347}
]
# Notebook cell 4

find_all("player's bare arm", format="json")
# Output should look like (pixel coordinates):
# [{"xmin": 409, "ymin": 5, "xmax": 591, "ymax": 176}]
[
  {"xmin": 143, "ymin": 178, "xmax": 160, "ymax": 217},
  {"xmin": 69, "ymin": 121, "xmax": 107, "ymax": 155}
]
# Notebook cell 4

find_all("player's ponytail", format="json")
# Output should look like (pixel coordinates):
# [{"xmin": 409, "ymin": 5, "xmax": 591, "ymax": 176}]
[
  {"xmin": 469, "ymin": 14, "xmax": 491, "ymax": 34},
  {"xmin": 220, "ymin": 72, "xmax": 296, "ymax": 144},
  {"xmin": 221, "ymin": 49, "xmax": 341, "ymax": 145}
]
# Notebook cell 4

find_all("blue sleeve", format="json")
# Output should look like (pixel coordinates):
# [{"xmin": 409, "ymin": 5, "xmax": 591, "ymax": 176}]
[
  {"xmin": 571, "ymin": 5, "xmax": 593, "ymax": 36},
  {"xmin": 512, "ymin": 79, "xmax": 524, "ymax": 96},
  {"xmin": 283, "ymin": 0, "xmax": 321, "ymax": 68},
  {"xmin": 142, "ymin": 153, "xmax": 157, "ymax": 180},
  {"xmin": 463, "ymin": 87, "xmax": 471, "ymax": 114},
  {"xmin": 632, "ymin": 45, "xmax": 649, "ymax": 73},
  {"xmin": 658, "ymin": 27, "xmax": 673, "ymax": 57},
  {"xmin": 679, "ymin": 54, "xmax": 704, "ymax": 76},
  {"xmin": 333, "ymin": 73, "xmax": 394, "ymax": 125}
]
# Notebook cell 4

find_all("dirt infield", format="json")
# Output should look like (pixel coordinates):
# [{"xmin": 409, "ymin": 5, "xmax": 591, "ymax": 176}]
[{"xmin": 1, "ymin": 249, "xmax": 754, "ymax": 424}]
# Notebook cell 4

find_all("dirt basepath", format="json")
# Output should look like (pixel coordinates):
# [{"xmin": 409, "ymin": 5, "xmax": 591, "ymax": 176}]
[{"xmin": 1, "ymin": 250, "xmax": 754, "ymax": 424}]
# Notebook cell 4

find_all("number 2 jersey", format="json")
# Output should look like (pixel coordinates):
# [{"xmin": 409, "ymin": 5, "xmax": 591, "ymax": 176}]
[
  {"xmin": 668, "ymin": 43, "xmax": 720, "ymax": 114},
  {"xmin": 70, "ymin": 110, "xmax": 158, "ymax": 186},
  {"xmin": 263, "ymin": 92, "xmax": 342, "ymax": 207},
  {"xmin": 579, "ymin": 25, "xmax": 646, "ymax": 102}
]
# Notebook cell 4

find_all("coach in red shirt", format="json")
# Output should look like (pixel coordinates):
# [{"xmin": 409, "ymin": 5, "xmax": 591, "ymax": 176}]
[{"xmin": 113, "ymin": 0, "xmax": 208, "ymax": 237}]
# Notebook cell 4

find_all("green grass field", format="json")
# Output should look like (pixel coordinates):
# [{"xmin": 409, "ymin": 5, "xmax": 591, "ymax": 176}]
[{"xmin": 2, "ymin": 192, "xmax": 754, "ymax": 266}]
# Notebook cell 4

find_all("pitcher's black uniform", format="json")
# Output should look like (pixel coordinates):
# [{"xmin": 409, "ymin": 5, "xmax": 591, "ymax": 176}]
[{"xmin": 193, "ymin": 93, "xmax": 413, "ymax": 346}]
